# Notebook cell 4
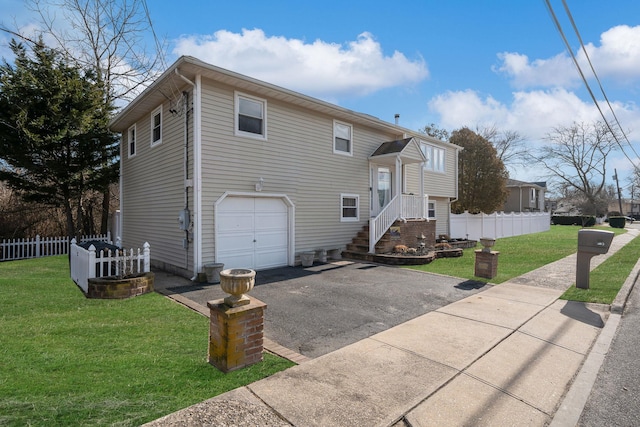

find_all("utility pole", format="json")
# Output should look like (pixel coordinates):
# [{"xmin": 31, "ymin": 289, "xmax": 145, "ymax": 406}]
[{"xmin": 614, "ymin": 169, "xmax": 623, "ymax": 214}]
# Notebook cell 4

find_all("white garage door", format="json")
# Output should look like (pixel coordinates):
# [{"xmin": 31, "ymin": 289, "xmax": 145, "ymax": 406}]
[{"xmin": 217, "ymin": 197, "xmax": 289, "ymax": 270}]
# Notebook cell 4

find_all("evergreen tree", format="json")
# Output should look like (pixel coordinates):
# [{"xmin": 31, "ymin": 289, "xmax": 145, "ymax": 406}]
[{"xmin": 0, "ymin": 39, "xmax": 119, "ymax": 238}]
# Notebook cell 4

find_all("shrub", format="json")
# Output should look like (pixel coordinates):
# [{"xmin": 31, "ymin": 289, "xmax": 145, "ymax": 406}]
[
  {"xmin": 609, "ymin": 216, "xmax": 626, "ymax": 228},
  {"xmin": 551, "ymin": 215, "xmax": 595, "ymax": 226}
]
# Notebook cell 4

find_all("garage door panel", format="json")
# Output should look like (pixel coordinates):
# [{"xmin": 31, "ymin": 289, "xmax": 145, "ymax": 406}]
[
  {"xmin": 255, "ymin": 213, "xmax": 287, "ymax": 230},
  {"xmin": 217, "ymin": 197, "xmax": 289, "ymax": 271},
  {"xmin": 256, "ymin": 251, "xmax": 288, "ymax": 270},
  {"xmin": 218, "ymin": 212, "xmax": 254, "ymax": 231},
  {"xmin": 255, "ymin": 230, "xmax": 288, "ymax": 249},
  {"xmin": 219, "ymin": 252, "xmax": 256, "ymax": 271},
  {"xmin": 256, "ymin": 198, "xmax": 288, "ymax": 212},
  {"xmin": 218, "ymin": 232, "xmax": 255, "ymax": 252}
]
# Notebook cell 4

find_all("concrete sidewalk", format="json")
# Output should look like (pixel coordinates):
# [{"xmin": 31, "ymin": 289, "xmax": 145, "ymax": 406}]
[{"xmin": 145, "ymin": 229, "xmax": 639, "ymax": 427}]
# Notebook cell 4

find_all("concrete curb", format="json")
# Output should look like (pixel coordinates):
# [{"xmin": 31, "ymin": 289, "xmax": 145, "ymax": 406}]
[
  {"xmin": 549, "ymin": 313, "xmax": 621, "ymax": 427},
  {"xmin": 611, "ymin": 256, "xmax": 640, "ymax": 314},
  {"xmin": 550, "ymin": 245, "xmax": 640, "ymax": 426}
]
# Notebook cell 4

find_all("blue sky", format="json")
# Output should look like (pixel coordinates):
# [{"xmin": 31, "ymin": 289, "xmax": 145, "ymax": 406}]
[{"xmin": 2, "ymin": 0, "xmax": 640, "ymax": 194}]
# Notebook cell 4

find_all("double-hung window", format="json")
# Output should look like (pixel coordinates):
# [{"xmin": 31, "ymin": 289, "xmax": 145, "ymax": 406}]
[
  {"xmin": 151, "ymin": 106, "xmax": 162, "ymax": 146},
  {"xmin": 333, "ymin": 121, "xmax": 353, "ymax": 156},
  {"xmin": 421, "ymin": 142, "xmax": 445, "ymax": 173},
  {"xmin": 428, "ymin": 201, "xmax": 436, "ymax": 219},
  {"xmin": 340, "ymin": 194, "xmax": 359, "ymax": 221},
  {"xmin": 128, "ymin": 124, "xmax": 136, "ymax": 157},
  {"xmin": 235, "ymin": 92, "xmax": 266, "ymax": 139}
]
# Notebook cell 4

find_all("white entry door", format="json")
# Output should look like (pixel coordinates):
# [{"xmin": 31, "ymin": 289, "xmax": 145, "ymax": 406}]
[
  {"xmin": 371, "ymin": 166, "xmax": 393, "ymax": 217},
  {"xmin": 217, "ymin": 197, "xmax": 289, "ymax": 270}
]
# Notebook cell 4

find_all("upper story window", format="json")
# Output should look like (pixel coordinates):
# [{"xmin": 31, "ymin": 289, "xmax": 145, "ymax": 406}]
[
  {"xmin": 151, "ymin": 106, "xmax": 162, "ymax": 146},
  {"xmin": 235, "ymin": 92, "xmax": 267, "ymax": 139},
  {"xmin": 128, "ymin": 124, "xmax": 136, "ymax": 158},
  {"xmin": 340, "ymin": 194, "xmax": 359, "ymax": 221},
  {"xmin": 333, "ymin": 121, "xmax": 353, "ymax": 156},
  {"xmin": 421, "ymin": 142, "xmax": 445, "ymax": 173}
]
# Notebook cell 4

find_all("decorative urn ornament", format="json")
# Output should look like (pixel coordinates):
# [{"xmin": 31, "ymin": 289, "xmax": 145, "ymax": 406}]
[{"xmin": 219, "ymin": 268, "xmax": 256, "ymax": 307}]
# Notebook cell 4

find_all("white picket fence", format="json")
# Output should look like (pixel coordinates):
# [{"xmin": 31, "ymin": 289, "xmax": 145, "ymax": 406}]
[
  {"xmin": 0, "ymin": 233, "xmax": 112, "ymax": 262},
  {"xmin": 449, "ymin": 211, "xmax": 551, "ymax": 241},
  {"xmin": 69, "ymin": 239, "xmax": 150, "ymax": 293}
]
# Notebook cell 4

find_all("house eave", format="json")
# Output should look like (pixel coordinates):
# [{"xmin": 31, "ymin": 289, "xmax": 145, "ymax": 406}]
[{"xmin": 110, "ymin": 56, "xmax": 458, "ymax": 153}]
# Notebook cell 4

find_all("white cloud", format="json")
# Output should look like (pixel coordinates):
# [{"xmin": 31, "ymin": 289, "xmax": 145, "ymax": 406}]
[
  {"xmin": 172, "ymin": 28, "xmax": 428, "ymax": 99},
  {"xmin": 494, "ymin": 52, "xmax": 577, "ymax": 89},
  {"xmin": 428, "ymin": 88, "xmax": 640, "ymax": 142},
  {"xmin": 495, "ymin": 25, "xmax": 640, "ymax": 89},
  {"xmin": 580, "ymin": 25, "xmax": 640, "ymax": 83}
]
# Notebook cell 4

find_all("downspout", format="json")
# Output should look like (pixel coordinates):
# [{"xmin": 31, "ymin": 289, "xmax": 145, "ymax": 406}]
[
  {"xmin": 448, "ymin": 147, "xmax": 460, "ymax": 237},
  {"xmin": 174, "ymin": 69, "xmax": 201, "ymax": 281},
  {"xmin": 118, "ymin": 135, "xmax": 123, "ymax": 247},
  {"xmin": 182, "ymin": 91, "xmax": 190, "ymax": 270}
]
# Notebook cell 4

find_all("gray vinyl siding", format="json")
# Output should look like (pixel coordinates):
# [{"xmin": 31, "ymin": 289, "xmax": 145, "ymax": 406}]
[
  {"xmin": 199, "ymin": 79, "xmax": 403, "ymax": 263},
  {"xmin": 121, "ymin": 98, "xmax": 194, "ymax": 274}
]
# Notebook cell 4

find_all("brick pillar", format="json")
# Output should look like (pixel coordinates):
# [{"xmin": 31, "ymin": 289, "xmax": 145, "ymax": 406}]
[
  {"xmin": 207, "ymin": 297, "xmax": 266, "ymax": 373},
  {"xmin": 475, "ymin": 250, "xmax": 500, "ymax": 279}
]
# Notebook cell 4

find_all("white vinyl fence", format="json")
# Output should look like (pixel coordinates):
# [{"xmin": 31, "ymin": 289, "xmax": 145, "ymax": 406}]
[
  {"xmin": 0, "ymin": 233, "xmax": 112, "ymax": 262},
  {"xmin": 449, "ymin": 211, "xmax": 551, "ymax": 241},
  {"xmin": 69, "ymin": 239, "xmax": 150, "ymax": 293}
]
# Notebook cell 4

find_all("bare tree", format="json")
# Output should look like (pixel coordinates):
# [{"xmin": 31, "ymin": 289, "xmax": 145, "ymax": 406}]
[
  {"xmin": 419, "ymin": 123, "xmax": 450, "ymax": 141},
  {"xmin": 27, "ymin": 0, "xmax": 163, "ymax": 104},
  {"xmin": 537, "ymin": 121, "xmax": 619, "ymax": 216},
  {"xmin": 476, "ymin": 124, "xmax": 529, "ymax": 170}
]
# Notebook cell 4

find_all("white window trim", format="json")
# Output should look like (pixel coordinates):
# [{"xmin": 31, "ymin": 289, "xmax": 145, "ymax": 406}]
[
  {"xmin": 150, "ymin": 106, "xmax": 162, "ymax": 147},
  {"xmin": 333, "ymin": 120, "xmax": 353, "ymax": 156},
  {"xmin": 428, "ymin": 200, "xmax": 436, "ymax": 219},
  {"xmin": 127, "ymin": 124, "xmax": 136, "ymax": 158},
  {"xmin": 235, "ymin": 91, "xmax": 267, "ymax": 140},
  {"xmin": 340, "ymin": 193, "xmax": 359, "ymax": 222},
  {"xmin": 421, "ymin": 142, "xmax": 445, "ymax": 173}
]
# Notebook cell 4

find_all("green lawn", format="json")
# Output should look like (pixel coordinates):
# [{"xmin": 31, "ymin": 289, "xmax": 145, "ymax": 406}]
[
  {"xmin": 0, "ymin": 256, "xmax": 294, "ymax": 427},
  {"xmin": 408, "ymin": 225, "xmax": 628, "ymax": 284},
  {"xmin": 409, "ymin": 224, "xmax": 638, "ymax": 305},
  {"xmin": 561, "ymin": 231, "xmax": 640, "ymax": 303}
]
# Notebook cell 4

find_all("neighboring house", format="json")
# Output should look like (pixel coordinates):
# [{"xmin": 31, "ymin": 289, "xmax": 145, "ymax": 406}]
[
  {"xmin": 110, "ymin": 56, "xmax": 461, "ymax": 278},
  {"xmin": 607, "ymin": 199, "xmax": 639, "ymax": 217},
  {"xmin": 501, "ymin": 179, "xmax": 546, "ymax": 213}
]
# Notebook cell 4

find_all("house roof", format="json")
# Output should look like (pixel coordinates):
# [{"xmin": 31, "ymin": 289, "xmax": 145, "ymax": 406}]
[
  {"xmin": 369, "ymin": 137, "xmax": 427, "ymax": 165},
  {"xmin": 506, "ymin": 178, "xmax": 546, "ymax": 189},
  {"xmin": 110, "ymin": 56, "xmax": 461, "ymax": 152}
]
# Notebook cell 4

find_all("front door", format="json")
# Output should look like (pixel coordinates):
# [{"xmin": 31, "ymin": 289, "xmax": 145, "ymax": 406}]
[{"xmin": 371, "ymin": 166, "xmax": 392, "ymax": 217}]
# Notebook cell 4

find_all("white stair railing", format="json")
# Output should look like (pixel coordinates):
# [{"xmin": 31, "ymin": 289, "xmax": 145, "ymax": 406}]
[{"xmin": 369, "ymin": 195, "xmax": 401, "ymax": 253}]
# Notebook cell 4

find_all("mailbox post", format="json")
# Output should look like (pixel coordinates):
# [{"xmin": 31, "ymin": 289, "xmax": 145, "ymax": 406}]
[{"xmin": 576, "ymin": 229, "xmax": 614, "ymax": 289}]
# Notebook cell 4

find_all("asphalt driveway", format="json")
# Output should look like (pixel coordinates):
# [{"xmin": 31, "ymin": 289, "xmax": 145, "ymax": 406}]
[{"xmin": 157, "ymin": 260, "xmax": 487, "ymax": 358}]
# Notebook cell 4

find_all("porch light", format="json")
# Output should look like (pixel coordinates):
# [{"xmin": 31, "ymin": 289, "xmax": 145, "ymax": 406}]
[{"xmin": 255, "ymin": 177, "xmax": 264, "ymax": 192}]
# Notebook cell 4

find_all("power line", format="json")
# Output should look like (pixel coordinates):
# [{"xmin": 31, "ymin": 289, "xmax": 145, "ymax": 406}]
[
  {"xmin": 560, "ymin": 0, "xmax": 640, "ymax": 161},
  {"xmin": 544, "ymin": 0, "xmax": 640, "ymax": 176}
]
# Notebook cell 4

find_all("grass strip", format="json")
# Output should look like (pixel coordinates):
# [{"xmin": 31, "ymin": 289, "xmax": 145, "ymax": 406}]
[
  {"xmin": 0, "ymin": 256, "xmax": 294, "ymax": 427},
  {"xmin": 561, "ymin": 231, "xmax": 640, "ymax": 304},
  {"xmin": 407, "ymin": 225, "xmax": 627, "ymax": 284}
]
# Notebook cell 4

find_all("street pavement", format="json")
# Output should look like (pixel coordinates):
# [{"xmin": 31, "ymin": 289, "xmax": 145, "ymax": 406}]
[
  {"xmin": 578, "ymin": 273, "xmax": 640, "ymax": 426},
  {"xmin": 146, "ymin": 227, "xmax": 640, "ymax": 426}
]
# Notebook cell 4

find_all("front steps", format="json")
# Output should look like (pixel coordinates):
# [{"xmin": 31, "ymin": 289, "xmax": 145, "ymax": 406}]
[{"xmin": 342, "ymin": 224, "xmax": 438, "ymax": 265}]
